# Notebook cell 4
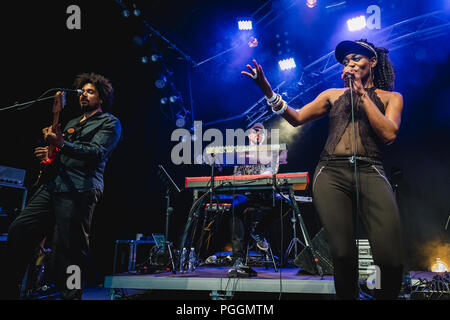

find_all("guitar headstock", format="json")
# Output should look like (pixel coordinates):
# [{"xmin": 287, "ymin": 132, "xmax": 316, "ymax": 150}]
[{"xmin": 52, "ymin": 91, "xmax": 66, "ymax": 114}]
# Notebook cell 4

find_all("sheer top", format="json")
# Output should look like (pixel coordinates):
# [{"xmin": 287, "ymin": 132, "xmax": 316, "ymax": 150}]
[{"xmin": 320, "ymin": 87, "xmax": 386, "ymax": 160}]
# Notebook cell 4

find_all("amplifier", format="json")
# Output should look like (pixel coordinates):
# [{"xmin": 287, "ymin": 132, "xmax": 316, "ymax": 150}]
[{"xmin": 0, "ymin": 165, "xmax": 26, "ymax": 187}]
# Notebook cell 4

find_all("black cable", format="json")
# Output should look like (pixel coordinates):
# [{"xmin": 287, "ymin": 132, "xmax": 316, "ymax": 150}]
[{"xmin": 278, "ymin": 194, "xmax": 283, "ymax": 300}]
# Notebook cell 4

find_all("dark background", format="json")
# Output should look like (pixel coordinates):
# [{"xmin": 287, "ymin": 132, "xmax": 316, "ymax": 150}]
[{"xmin": 0, "ymin": 0, "xmax": 449, "ymax": 283}]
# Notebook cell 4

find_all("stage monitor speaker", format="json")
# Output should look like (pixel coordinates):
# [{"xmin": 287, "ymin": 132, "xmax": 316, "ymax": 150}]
[{"xmin": 294, "ymin": 228, "xmax": 334, "ymax": 275}]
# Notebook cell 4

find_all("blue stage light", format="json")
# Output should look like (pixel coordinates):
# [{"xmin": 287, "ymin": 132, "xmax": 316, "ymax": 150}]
[
  {"xmin": 248, "ymin": 36, "xmax": 258, "ymax": 48},
  {"xmin": 279, "ymin": 58, "xmax": 296, "ymax": 71},
  {"xmin": 155, "ymin": 75, "xmax": 167, "ymax": 89},
  {"xmin": 169, "ymin": 95, "xmax": 179, "ymax": 103},
  {"xmin": 176, "ymin": 114, "xmax": 186, "ymax": 128},
  {"xmin": 151, "ymin": 54, "xmax": 161, "ymax": 62},
  {"xmin": 306, "ymin": 0, "xmax": 317, "ymax": 8},
  {"xmin": 347, "ymin": 15, "xmax": 366, "ymax": 32}
]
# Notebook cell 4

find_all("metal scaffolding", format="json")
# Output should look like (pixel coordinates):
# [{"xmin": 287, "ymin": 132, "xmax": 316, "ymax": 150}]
[{"xmin": 235, "ymin": 10, "xmax": 450, "ymax": 128}]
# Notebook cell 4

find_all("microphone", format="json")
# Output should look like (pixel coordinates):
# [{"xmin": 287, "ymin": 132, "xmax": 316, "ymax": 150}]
[{"xmin": 56, "ymin": 88, "xmax": 83, "ymax": 95}]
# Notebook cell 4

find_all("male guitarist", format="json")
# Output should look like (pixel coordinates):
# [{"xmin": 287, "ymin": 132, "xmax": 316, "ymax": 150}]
[{"xmin": 0, "ymin": 73, "xmax": 121, "ymax": 300}]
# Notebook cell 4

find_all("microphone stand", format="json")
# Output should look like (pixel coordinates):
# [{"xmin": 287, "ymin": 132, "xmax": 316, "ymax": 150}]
[
  {"xmin": 348, "ymin": 75, "xmax": 363, "ymax": 295},
  {"xmin": 157, "ymin": 165, "xmax": 181, "ymax": 273}
]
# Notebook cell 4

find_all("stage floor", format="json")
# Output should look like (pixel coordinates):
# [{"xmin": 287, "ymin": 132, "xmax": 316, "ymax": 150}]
[
  {"xmin": 104, "ymin": 266, "xmax": 336, "ymax": 299},
  {"xmin": 103, "ymin": 267, "xmax": 445, "ymax": 300}
]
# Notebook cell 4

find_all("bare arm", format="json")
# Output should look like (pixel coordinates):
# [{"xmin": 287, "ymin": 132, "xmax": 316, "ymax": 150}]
[
  {"xmin": 279, "ymin": 90, "xmax": 332, "ymax": 127},
  {"xmin": 361, "ymin": 92, "xmax": 403, "ymax": 144},
  {"xmin": 241, "ymin": 59, "xmax": 331, "ymax": 127},
  {"xmin": 343, "ymin": 65, "xmax": 403, "ymax": 145}
]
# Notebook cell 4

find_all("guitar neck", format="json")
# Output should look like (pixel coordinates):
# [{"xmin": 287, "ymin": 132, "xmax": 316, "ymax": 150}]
[
  {"xmin": 48, "ymin": 112, "xmax": 60, "ymax": 156},
  {"xmin": 48, "ymin": 91, "xmax": 65, "ymax": 157}
]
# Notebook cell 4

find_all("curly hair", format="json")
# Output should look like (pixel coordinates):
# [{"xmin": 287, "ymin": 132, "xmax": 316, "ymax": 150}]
[{"xmin": 73, "ymin": 73, "xmax": 114, "ymax": 109}]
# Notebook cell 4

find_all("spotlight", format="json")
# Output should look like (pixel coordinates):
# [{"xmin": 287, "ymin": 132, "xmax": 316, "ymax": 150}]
[
  {"xmin": 278, "ymin": 58, "xmax": 296, "ymax": 71},
  {"xmin": 431, "ymin": 258, "xmax": 448, "ymax": 273},
  {"xmin": 141, "ymin": 56, "xmax": 149, "ymax": 64},
  {"xmin": 132, "ymin": 35, "xmax": 145, "ymax": 46},
  {"xmin": 160, "ymin": 97, "xmax": 168, "ymax": 105},
  {"xmin": 238, "ymin": 20, "xmax": 253, "ymax": 31},
  {"xmin": 151, "ymin": 54, "xmax": 162, "ymax": 62},
  {"xmin": 347, "ymin": 15, "xmax": 366, "ymax": 32},
  {"xmin": 122, "ymin": 10, "xmax": 130, "ymax": 18},
  {"xmin": 132, "ymin": 4, "xmax": 140, "ymax": 17},
  {"xmin": 169, "ymin": 95, "xmax": 179, "ymax": 103},
  {"xmin": 306, "ymin": 0, "xmax": 317, "ymax": 8},
  {"xmin": 176, "ymin": 114, "xmax": 186, "ymax": 128},
  {"xmin": 248, "ymin": 36, "xmax": 258, "ymax": 48},
  {"xmin": 155, "ymin": 74, "xmax": 167, "ymax": 89}
]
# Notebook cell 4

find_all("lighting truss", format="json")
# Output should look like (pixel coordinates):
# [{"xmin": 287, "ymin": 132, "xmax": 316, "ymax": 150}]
[{"xmin": 238, "ymin": 10, "xmax": 450, "ymax": 128}]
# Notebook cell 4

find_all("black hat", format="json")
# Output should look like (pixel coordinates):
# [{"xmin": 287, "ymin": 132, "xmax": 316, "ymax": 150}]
[{"xmin": 335, "ymin": 40, "xmax": 378, "ymax": 64}]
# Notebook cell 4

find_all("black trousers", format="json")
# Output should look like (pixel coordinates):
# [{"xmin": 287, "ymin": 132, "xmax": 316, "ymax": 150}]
[
  {"xmin": 0, "ymin": 184, "xmax": 101, "ymax": 300},
  {"xmin": 312, "ymin": 158, "xmax": 404, "ymax": 300},
  {"xmin": 230, "ymin": 193, "xmax": 284, "ymax": 260}
]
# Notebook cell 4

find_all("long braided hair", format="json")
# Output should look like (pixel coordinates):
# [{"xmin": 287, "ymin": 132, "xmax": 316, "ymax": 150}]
[
  {"xmin": 360, "ymin": 39, "xmax": 395, "ymax": 91},
  {"xmin": 343, "ymin": 39, "xmax": 396, "ymax": 91}
]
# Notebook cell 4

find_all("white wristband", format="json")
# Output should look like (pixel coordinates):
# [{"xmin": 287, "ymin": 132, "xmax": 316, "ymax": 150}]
[{"xmin": 266, "ymin": 93, "xmax": 277, "ymax": 103}]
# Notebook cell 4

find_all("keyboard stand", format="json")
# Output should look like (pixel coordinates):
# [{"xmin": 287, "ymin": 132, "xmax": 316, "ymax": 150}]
[{"xmin": 286, "ymin": 187, "xmax": 323, "ymax": 277}]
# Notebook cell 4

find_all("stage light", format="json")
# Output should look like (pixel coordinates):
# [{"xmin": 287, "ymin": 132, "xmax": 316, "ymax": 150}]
[
  {"xmin": 176, "ymin": 114, "xmax": 186, "ymax": 128},
  {"xmin": 306, "ymin": 0, "xmax": 317, "ymax": 8},
  {"xmin": 132, "ymin": 35, "xmax": 145, "ymax": 47},
  {"xmin": 248, "ymin": 36, "xmax": 258, "ymax": 48},
  {"xmin": 151, "ymin": 54, "xmax": 162, "ymax": 62},
  {"xmin": 431, "ymin": 258, "xmax": 448, "ymax": 273},
  {"xmin": 160, "ymin": 97, "xmax": 168, "ymax": 105},
  {"xmin": 278, "ymin": 58, "xmax": 296, "ymax": 71},
  {"xmin": 122, "ymin": 10, "xmax": 130, "ymax": 18},
  {"xmin": 155, "ymin": 75, "xmax": 167, "ymax": 89},
  {"xmin": 141, "ymin": 56, "xmax": 148, "ymax": 64},
  {"xmin": 169, "ymin": 95, "xmax": 179, "ymax": 103},
  {"xmin": 132, "ymin": 4, "xmax": 141, "ymax": 17},
  {"xmin": 238, "ymin": 20, "xmax": 253, "ymax": 31},
  {"xmin": 347, "ymin": 15, "xmax": 366, "ymax": 32}
]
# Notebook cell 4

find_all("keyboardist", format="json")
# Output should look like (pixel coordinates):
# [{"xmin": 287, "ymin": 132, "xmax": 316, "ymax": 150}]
[{"xmin": 228, "ymin": 122, "xmax": 287, "ymax": 278}]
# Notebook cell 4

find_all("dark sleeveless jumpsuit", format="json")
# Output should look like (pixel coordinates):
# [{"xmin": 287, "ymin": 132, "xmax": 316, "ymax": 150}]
[{"xmin": 312, "ymin": 87, "xmax": 404, "ymax": 300}]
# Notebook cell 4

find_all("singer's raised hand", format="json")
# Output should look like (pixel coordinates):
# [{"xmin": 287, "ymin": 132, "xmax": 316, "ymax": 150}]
[{"xmin": 241, "ymin": 59, "xmax": 274, "ymax": 98}]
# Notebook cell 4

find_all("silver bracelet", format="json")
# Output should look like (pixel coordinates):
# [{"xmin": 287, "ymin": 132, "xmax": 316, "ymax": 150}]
[
  {"xmin": 266, "ymin": 93, "xmax": 277, "ymax": 103},
  {"xmin": 266, "ymin": 94, "xmax": 281, "ymax": 107},
  {"xmin": 272, "ymin": 100, "xmax": 287, "ymax": 115}
]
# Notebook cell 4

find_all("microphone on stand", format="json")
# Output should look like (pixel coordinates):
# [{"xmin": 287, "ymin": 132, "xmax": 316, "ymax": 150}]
[{"xmin": 55, "ymin": 88, "xmax": 83, "ymax": 95}]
